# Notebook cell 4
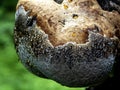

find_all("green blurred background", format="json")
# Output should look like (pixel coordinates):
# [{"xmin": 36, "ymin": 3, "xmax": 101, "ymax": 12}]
[{"xmin": 0, "ymin": 0, "xmax": 85, "ymax": 90}]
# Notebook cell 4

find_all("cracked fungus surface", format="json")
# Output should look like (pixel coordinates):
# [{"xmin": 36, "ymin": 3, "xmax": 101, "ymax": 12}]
[{"xmin": 14, "ymin": 0, "xmax": 120, "ymax": 87}]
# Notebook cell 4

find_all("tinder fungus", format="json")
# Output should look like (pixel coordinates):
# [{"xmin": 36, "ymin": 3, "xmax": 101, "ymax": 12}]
[{"xmin": 14, "ymin": 0, "xmax": 120, "ymax": 87}]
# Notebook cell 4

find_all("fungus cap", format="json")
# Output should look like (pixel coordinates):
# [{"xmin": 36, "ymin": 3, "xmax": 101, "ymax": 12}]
[{"xmin": 14, "ymin": 0, "xmax": 120, "ymax": 87}]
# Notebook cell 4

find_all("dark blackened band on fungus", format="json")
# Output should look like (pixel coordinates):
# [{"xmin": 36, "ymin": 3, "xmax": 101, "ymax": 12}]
[
  {"xmin": 97, "ymin": 0, "xmax": 111, "ymax": 11},
  {"xmin": 97, "ymin": 0, "xmax": 120, "ymax": 13}
]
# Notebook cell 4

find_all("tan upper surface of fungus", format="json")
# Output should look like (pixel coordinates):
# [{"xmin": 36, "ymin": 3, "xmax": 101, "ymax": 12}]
[{"xmin": 17, "ymin": 0, "xmax": 120, "ymax": 46}]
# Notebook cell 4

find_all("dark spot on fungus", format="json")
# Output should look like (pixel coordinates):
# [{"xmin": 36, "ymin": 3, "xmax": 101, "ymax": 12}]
[
  {"xmin": 26, "ymin": 15, "xmax": 37, "ymax": 26},
  {"xmin": 68, "ymin": 0, "xmax": 73, "ymax": 3},
  {"xmin": 58, "ymin": 19, "xmax": 66, "ymax": 25},
  {"xmin": 72, "ymin": 14, "xmax": 78, "ymax": 19},
  {"xmin": 54, "ymin": 0, "xmax": 63, "ymax": 4}
]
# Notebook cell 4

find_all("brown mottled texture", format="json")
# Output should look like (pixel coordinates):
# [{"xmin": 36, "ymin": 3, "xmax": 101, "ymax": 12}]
[
  {"xmin": 16, "ymin": 0, "xmax": 120, "ymax": 46},
  {"xmin": 14, "ymin": 0, "xmax": 120, "ymax": 87}
]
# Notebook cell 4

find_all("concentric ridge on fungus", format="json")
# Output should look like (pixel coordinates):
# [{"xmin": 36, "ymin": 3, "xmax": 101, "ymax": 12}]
[{"xmin": 14, "ymin": 0, "xmax": 120, "ymax": 87}]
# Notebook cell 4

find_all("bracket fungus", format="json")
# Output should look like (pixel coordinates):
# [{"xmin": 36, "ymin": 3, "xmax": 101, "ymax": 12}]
[{"xmin": 14, "ymin": 0, "xmax": 120, "ymax": 87}]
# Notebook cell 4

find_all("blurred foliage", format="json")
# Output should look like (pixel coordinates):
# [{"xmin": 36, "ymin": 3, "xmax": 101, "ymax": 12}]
[
  {"xmin": 0, "ymin": 0, "xmax": 85, "ymax": 90},
  {"xmin": 0, "ymin": 0, "xmax": 18, "ymax": 12}
]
